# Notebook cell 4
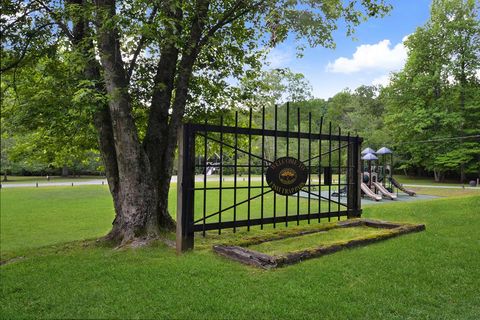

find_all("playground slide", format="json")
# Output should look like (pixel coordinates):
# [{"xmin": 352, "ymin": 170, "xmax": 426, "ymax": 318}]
[
  {"xmin": 373, "ymin": 182, "xmax": 397, "ymax": 200},
  {"xmin": 361, "ymin": 183, "xmax": 382, "ymax": 201},
  {"xmin": 389, "ymin": 177, "xmax": 416, "ymax": 196}
]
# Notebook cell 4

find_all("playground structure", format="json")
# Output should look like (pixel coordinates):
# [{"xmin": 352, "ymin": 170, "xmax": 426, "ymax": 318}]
[
  {"xmin": 360, "ymin": 146, "xmax": 415, "ymax": 201},
  {"xmin": 389, "ymin": 177, "xmax": 416, "ymax": 196}
]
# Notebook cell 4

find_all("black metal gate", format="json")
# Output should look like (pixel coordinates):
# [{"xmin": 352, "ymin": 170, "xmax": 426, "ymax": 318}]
[{"xmin": 177, "ymin": 103, "xmax": 362, "ymax": 252}]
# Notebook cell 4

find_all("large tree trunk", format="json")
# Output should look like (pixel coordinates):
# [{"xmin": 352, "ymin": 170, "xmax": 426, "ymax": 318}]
[
  {"xmin": 95, "ymin": 0, "xmax": 163, "ymax": 244},
  {"xmin": 142, "ymin": 23, "xmax": 180, "ymax": 231},
  {"xmin": 67, "ymin": 0, "xmax": 210, "ymax": 244},
  {"xmin": 68, "ymin": 0, "xmax": 130, "ymax": 242},
  {"xmin": 142, "ymin": 0, "xmax": 209, "ymax": 232},
  {"xmin": 67, "ymin": 0, "xmax": 178, "ymax": 245}
]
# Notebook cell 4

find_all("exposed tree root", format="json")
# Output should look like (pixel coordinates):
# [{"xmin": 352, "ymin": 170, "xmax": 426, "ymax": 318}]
[
  {"xmin": 0, "ymin": 256, "xmax": 25, "ymax": 266},
  {"xmin": 99, "ymin": 231, "xmax": 176, "ymax": 250}
]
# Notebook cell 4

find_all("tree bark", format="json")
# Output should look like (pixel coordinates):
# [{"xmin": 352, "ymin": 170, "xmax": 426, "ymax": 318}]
[
  {"xmin": 66, "ymin": 0, "xmax": 214, "ymax": 244},
  {"xmin": 68, "ymin": 0, "xmax": 125, "ymax": 242},
  {"xmin": 142, "ymin": 3, "xmax": 182, "ymax": 231},
  {"xmin": 143, "ymin": 0, "xmax": 210, "ymax": 232},
  {"xmin": 68, "ymin": 0, "xmax": 174, "ymax": 244},
  {"xmin": 94, "ymin": 0, "xmax": 163, "ymax": 243}
]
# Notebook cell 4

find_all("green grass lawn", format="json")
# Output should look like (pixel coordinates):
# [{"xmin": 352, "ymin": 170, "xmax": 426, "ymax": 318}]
[
  {"xmin": 1, "ymin": 185, "xmax": 479, "ymax": 319},
  {"xmin": 0, "ymin": 182, "xmax": 344, "ymax": 258},
  {"xmin": 0, "ymin": 186, "xmax": 115, "ymax": 256},
  {"xmin": 394, "ymin": 175, "xmax": 476, "ymax": 186},
  {"xmin": 407, "ymin": 186, "xmax": 480, "ymax": 197}
]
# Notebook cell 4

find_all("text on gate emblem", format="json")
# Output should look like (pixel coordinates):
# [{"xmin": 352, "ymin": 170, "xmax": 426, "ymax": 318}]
[{"xmin": 266, "ymin": 157, "xmax": 308, "ymax": 196}]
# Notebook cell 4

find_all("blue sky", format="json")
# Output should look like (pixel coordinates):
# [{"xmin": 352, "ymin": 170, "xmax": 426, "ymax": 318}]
[{"xmin": 266, "ymin": 0, "xmax": 433, "ymax": 99}]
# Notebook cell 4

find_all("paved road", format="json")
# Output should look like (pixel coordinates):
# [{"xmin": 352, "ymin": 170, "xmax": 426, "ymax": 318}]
[
  {"xmin": 1, "ymin": 176, "xmax": 263, "ymax": 188},
  {"xmin": 398, "ymin": 184, "xmax": 479, "ymax": 189},
  {"xmin": 297, "ymin": 190, "xmax": 440, "ymax": 205},
  {"xmin": 1, "ymin": 180, "xmax": 109, "ymax": 188},
  {"xmin": 1, "ymin": 176, "xmax": 479, "ymax": 190}
]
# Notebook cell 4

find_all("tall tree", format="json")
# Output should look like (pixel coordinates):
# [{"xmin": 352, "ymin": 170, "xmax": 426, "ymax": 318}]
[
  {"xmin": 1, "ymin": 0, "xmax": 391, "ymax": 244},
  {"xmin": 347, "ymin": 85, "xmax": 389, "ymax": 147},
  {"xmin": 383, "ymin": 0, "xmax": 480, "ymax": 182}
]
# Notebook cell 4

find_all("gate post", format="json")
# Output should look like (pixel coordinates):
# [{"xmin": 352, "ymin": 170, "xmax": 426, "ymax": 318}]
[
  {"xmin": 347, "ymin": 137, "xmax": 362, "ymax": 218},
  {"xmin": 176, "ymin": 124, "xmax": 195, "ymax": 253}
]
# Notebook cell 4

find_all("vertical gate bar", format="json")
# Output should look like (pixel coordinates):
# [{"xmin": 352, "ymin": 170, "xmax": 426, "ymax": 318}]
[
  {"xmin": 296, "ymin": 107, "xmax": 300, "ymax": 225},
  {"xmin": 233, "ymin": 111, "xmax": 238, "ymax": 232},
  {"xmin": 273, "ymin": 105, "xmax": 278, "ymax": 228},
  {"xmin": 328, "ymin": 121, "xmax": 332, "ymax": 222},
  {"xmin": 176, "ymin": 124, "xmax": 195, "ymax": 253},
  {"xmin": 347, "ymin": 135, "xmax": 362, "ymax": 218},
  {"xmin": 261, "ymin": 106, "xmax": 265, "ymax": 230},
  {"xmin": 218, "ymin": 116, "xmax": 223, "ymax": 235},
  {"xmin": 202, "ymin": 112, "xmax": 208, "ymax": 236},
  {"xmin": 247, "ymin": 108, "xmax": 252, "ymax": 231},
  {"xmin": 346, "ymin": 133, "xmax": 351, "ymax": 216},
  {"xmin": 285, "ymin": 102, "xmax": 290, "ymax": 227},
  {"xmin": 346, "ymin": 132, "xmax": 350, "ymax": 215},
  {"xmin": 337, "ymin": 126, "xmax": 341, "ymax": 220},
  {"xmin": 356, "ymin": 135, "xmax": 362, "ymax": 217},
  {"xmin": 308, "ymin": 112, "xmax": 312, "ymax": 224},
  {"xmin": 286, "ymin": 102, "xmax": 290, "ymax": 155},
  {"xmin": 318, "ymin": 117, "xmax": 323, "ymax": 222}
]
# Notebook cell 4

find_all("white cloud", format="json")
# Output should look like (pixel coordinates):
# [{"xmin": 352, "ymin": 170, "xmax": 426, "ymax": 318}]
[
  {"xmin": 266, "ymin": 47, "xmax": 293, "ymax": 68},
  {"xmin": 326, "ymin": 38, "xmax": 408, "ymax": 74},
  {"xmin": 371, "ymin": 74, "xmax": 391, "ymax": 87}
]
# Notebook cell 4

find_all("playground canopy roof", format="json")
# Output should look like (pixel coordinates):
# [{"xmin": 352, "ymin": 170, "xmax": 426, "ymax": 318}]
[
  {"xmin": 362, "ymin": 153, "xmax": 378, "ymax": 161},
  {"xmin": 376, "ymin": 147, "xmax": 393, "ymax": 154},
  {"xmin": 361, "ymin": 147, "xmax": 376, "ymax": 155}
]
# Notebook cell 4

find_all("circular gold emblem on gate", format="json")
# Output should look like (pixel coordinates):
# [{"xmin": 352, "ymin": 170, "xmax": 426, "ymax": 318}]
[
  {"xmin": 279, "ymin": 168, "xmax": 297, "ymax": 185},
  {"xmin": 266, "ymin": 157, "xmax": 308, "ymax": 196}
]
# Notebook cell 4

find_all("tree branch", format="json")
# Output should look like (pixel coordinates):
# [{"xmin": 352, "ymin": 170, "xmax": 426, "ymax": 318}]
[
  {"xmin": 168, "ymin": 0, "xmax": 210, "ymax": 132},
  {"xmin": 0, "ymin": 22, "xmax": 56, "ymax": 73},
  {"xmin": 126, "ymin": 5, "xmax": 159, "ymax": 83},
  {"xmin": 34, "ymin": 0, "xmax": 75, "ymax": 41},
  {"xmin": 198, "ymin": 0, "xmax": 265, "ymax": 47},
  {"xmin": 143, "ymin": 1, "xmax": 183, "ymax": 174},
  {"xmin": 1, "ymin": 2, "xmax": 42, "ymax": 34}
]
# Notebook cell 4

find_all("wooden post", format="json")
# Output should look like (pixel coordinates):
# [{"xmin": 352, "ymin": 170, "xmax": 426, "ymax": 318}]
[
  {"xmin": 347, "ymin": 137, "xmax": 362, "ymax": 218},
  {"xmin": 176, "ymin": 124, "xmax": 195, "ymax": 253}
]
